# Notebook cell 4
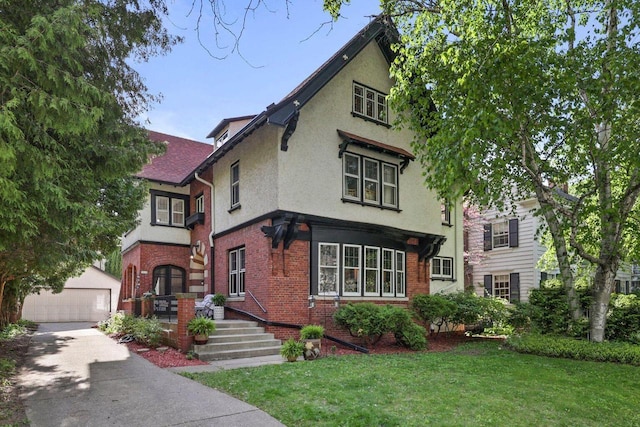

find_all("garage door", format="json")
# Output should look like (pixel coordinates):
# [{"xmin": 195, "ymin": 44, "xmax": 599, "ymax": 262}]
[{"xmin": 22, "ymin": 288, "xmax": 111, "ymax": 322}]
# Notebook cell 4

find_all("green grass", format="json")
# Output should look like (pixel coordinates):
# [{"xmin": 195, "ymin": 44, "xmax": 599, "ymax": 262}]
[{"xmin": 182, "ymin": 341, "xmax": 640, "ymax": 426}]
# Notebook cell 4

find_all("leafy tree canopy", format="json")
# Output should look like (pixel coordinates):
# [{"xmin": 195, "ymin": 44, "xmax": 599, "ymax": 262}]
[{"xmin": 0, "ymin": 0, "xmax": 178, "ymax": 325}]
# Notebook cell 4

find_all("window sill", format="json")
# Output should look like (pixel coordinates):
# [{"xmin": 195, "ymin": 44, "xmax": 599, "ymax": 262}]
[
  {"xmin": 228, "ymin": 204, "xmax": 241, "ymax": 213},
  {"xmin": 227, "ymin": 296, "xmax": 245, "ymax": 302},
  {"xmin": 351, "ymin": 112, "xmax": 391, "ymax": 128},
  {"xmin": 341, "ymin": 198, "xmax": 401, "ymax": 212},
  {"xmin": 431, "ymin": 277, "xmax": 455, "ymax": 281},
  {"xmin": 441, "ymin": 222, "xmax": 453, "ymax": 228},
  {"xmin": 150, "ymin": 222, "xmax": 187, "ymax": 229}
]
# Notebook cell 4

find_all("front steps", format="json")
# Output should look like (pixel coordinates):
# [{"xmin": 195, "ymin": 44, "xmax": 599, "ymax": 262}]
[{"xmin": 193, "ymin": 320, "xmax": 282, "ymax": 361}]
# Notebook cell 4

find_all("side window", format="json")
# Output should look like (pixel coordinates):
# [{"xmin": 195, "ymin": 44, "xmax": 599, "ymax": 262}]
[
  {"xmin": 342, "ymin": 153, "xmax": 398, "ymax": 209},
  {"xmin": 230, "ymin": 161, "xmax": 240, "ymax": 209},
  {"xmin": 352, "ymin": 82, "xmax": 388, "ymax": 125},
  {"xmin": 151, "ymin": 191, "xmax": 188, "ymax": 227},
  {"xmin": 195, "ymin": 194, "xmax": 205, "ymax": 213},
  {"xmin": 229, "ymin": 247, "xmax": 245, "ymax": 296}
]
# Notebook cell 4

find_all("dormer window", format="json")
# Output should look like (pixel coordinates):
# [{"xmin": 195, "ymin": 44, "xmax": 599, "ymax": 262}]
[
  {"xmin": 216, "ymin": 130, "xmax": 229, "ymax": 147},
  {"xmin": 352, "ymin": 82, "xmax": 388, "ymax": 125}
]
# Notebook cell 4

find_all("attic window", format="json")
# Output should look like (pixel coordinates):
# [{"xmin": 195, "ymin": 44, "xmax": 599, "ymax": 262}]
[
  {"xmin": 216, "ymin": 130, "xmax": 229, "ymax": 147},
  {"xmin": 352, "ymin": 82, "xmax": 388, "ymax": 125}
]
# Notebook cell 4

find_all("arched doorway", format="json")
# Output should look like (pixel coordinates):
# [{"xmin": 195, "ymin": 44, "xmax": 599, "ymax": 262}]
[{"xmin": 152, "ymin": 265, "xmax": 185, "ymax": 318}]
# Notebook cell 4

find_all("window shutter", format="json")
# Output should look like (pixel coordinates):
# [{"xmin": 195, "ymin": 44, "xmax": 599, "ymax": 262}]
[
  {"xmin": 484, "ymin": 275, "xmax": 492, "ymax": 297},
  {"xmin": 483, "ymin": 224, "xmax": 492, "ymax": 251},
  {"xmin": 508, "ymin": 219, "xmax": 519, "ymax": 247},
  {"xmin": 540, "ymin": 272, "xmax": 547, "ymax": 285},
  {"xmin": 510, "ymin": 273, "xmax": 520, "ymax": 303}
]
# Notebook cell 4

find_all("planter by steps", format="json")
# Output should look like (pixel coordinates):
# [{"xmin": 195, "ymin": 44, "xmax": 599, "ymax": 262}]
[{"xmin": 213, "ymin": 306, "xmax": 224, "ymax": 320}]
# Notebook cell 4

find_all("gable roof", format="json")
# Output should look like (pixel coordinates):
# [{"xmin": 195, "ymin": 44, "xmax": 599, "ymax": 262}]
[
  {"xmin": 183, "ymin": 15, "xmax": 398, "ymax": 185},
  {"xmin": 138, "ymin": 131, "xmax": 213, "ymax": 185}
]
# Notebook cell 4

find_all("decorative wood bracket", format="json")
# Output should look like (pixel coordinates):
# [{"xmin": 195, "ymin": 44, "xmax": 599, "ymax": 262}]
[
  {"xmin": 280, "ymin": 109, "xmax": 300, "ymax": 152},
  {"xmin": 418, "ymin": 235, "xmax": 446, "ymax": 261},
  {"xmin": 261, "ymin": 214, "xmax": 303, "ymax": 249},
  {"xmin": 338, "ymin": 139, "xmax": 350, "ymax": 158}
]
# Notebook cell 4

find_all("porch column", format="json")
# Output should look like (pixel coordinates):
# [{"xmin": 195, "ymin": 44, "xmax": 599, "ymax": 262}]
[{"xmin": 176, "ymin": 293, "xmax": 196, "ymax": 352}]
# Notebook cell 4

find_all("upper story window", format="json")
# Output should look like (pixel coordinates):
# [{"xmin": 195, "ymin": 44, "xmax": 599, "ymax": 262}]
[
  {"xmin": 431, "ymin": 257, "xmax": 453, "ymax": 280},
  {"xmin": 230, "ymin": 161, "xmax": 240, "ymax": 210},
  {"xmin": 150, "ymin": 190, "xmax": 188, "ymax": 227},
  {"xmin": 195, "ymin": 194, "xmax": 205, "ymax": 213},
  {"xmin": 216, "ymin": 130, "xmax": 229, "ymax": 147},
  {"xmin": 343, "ymin": 152, "xmax": 398, "ymax": 209},
  {"xmin": 483, "ymin": 218, "xmax": 519, "ymax": 251},
  {"xmin": 441, "ymin": 200, "xmax": 451, "ymax": 225},
  {"xmin": 352, "ymin": 82, "xmax": 388, "ymax": 125}
]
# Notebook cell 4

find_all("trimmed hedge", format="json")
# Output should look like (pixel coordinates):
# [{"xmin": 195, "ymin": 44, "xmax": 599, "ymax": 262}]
[{"xmin": 505, "ymin": 333, "xmax": 640, "ymax": 365}]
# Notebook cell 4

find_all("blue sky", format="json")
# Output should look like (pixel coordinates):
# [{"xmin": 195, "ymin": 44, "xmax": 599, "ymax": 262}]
[{"xmin": 135, "ymin": 1, "xmax": 382, "ymax": 142}]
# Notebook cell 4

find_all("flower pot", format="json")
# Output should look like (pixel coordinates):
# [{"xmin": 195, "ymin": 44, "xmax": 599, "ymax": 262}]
[
  {"xmin": 303, "ymin": 339, "xmax": 321, "ymax": 360},
  {"xmin": 194, "ymin": 334, "xmax": 209, "ymax": 345},
  {"xmin": 286, "ymin": 355, "xmax": 298, "ymax": 362},
  {"xmin": 213, "ymin": 306, "xmax": 224, "ymax": 320}
]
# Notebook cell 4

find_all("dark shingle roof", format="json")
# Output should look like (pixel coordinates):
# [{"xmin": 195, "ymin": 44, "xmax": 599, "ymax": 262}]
[
  {"xmin": 184, "ymin": 15, "xmax": 397, "ymax": 185},
  {"xmin": 138, "ymin": 131, "xmax": 213, "ymax": 185}
]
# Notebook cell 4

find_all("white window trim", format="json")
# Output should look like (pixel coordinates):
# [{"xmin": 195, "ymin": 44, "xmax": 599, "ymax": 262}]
[
  {"xmin": 230, "ymin": 162, "xmax": 240, "ymax": 209},
  {"xmin": 395, "ymin": 251, "xmax": 406, "ymax": 297},
  {"xmin": 229, "ymin": 247, "xmax": 245, "ymax": 296},
  {"xmin": 156, "ymin": 196, "xmax": 170, "ymax": 225},
  {"xmin": 363, "ymin": 158, "xmax": 380, "ymax": 204},
  {"xmin": 172, "ymin": 199, "xmax": 185, "ymax": 226},
  {"xmin": 195, "ymin": 194, "xmax": 205, "ymax": 213},
  {"xmin": 364, "ymin": 246, "xmax": 380, "ymax": 296},
  {"xmin": 492, "ymin": 220, "xmax": 509, "ymax": 248},
  {"xmin": 342, "ymin": 244, "xmax": 361, "ymax": 296},
  {"xmin": 382, "ymin": 248, "xmax": 395, "ymax": 297},
  {"xmin": 431, "ymin": 257, "xmax": 453, "ymax": 280},
  {"xmin": 382, "ymin": 164, "xmax": 398, "ymax": 208},
  {"xmin": 493, "ymin": 274, "xmax": 510, "ymax": 301},
  {"xmin": 319, "ymin": 243, "xmax": 339, "ymax": 295},
  {"xmin": 343, "ymin": 153, "xmax": 360, "ymax": 201},
  {"xmin": 352, "ymin": 82, "xmax": 388, "ymax": 124}
]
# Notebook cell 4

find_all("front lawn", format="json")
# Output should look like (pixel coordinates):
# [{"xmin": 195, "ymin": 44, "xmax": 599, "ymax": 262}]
[{"xmin": 182, "ymin": 340, "xmax": 640, "ymax": 426}]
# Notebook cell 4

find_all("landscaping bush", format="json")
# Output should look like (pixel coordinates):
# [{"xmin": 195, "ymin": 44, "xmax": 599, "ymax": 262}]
[
  {"xmin": 410, "ymin": 294, "xmax": 456, "ymax": 334},
  {"xmin": 132, "ymin": 316, "xmax": 163, "ymax": 347},
  {"xmin": 442, "ymin": 291, "xmax": 486, "ymax": 331},
  {"xmin": 505, "ymin": 333, "xmax": 640, "ymax": 365},
  {"xmin": 99, "ymin": 312, "xmax": 137, "ymax": 335},
  {"xmin": 333, "ymin": 303, "xmax": 389, "ymax": 347},
  {"xmin": 334, "ymin": 303, "xmax": 427, "ymax": 349},
  {"xmin": 606, "ymin": 293, "xmax": 640, "ymax": 343}
]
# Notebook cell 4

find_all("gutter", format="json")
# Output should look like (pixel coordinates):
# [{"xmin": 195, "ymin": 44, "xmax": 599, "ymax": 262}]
[{"xmin": 194, "ymin": 172, "xmax": 214, "ymax": 247}]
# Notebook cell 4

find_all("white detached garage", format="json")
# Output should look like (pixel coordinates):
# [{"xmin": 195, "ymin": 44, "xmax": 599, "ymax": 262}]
[{"xmin": 22, "ymin": 266, "xmax": 120, "ymax": 322}]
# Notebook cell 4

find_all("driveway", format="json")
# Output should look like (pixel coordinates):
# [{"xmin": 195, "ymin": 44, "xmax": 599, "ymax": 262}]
[{"xmin": 18, "ymin": 322, "xmax": 285, "ymax": 426}]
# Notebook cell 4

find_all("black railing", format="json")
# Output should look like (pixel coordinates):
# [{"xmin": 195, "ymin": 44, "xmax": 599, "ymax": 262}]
[
  {"xmin": 225, "ymin": 306, "xmax": 369, "ymax": 354},
  {"xmin": 154, "ymin": 295, "xmax": 177, "ymax": 321}
]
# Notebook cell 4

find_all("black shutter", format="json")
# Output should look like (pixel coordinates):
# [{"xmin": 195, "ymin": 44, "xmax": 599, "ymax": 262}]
[
  {"xmin": 483, "ymin": 224, "xmax": 492, "ymax": 251},
  {"xmin": 484, "ymin": 275, "xmax": 492, "ymax": 297},
  {"xmin": 509, "ymin": 218, "xmax": 519, "ymax": 247},
  {"xmin": 540, "ymin": 272, "xmax": 547, "ymax": 285},
  {"xmin": 510, "ymin": 273, "xmax": 520, "ymax": 303}
]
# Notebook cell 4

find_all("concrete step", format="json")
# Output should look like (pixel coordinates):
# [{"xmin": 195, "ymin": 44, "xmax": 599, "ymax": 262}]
[
  {"xmin": 196, "ymin": 345, "xmax": 282, "ymax": 362},
  {"xmin": 208, "ymin": 333, "xmax": 275, "ymax": 344},
  {"xmin": 212, "ymin": 327, "xmax": 266, "ymax": 336},
  {"xmin": 192, "ymin": 319, "xmax": 282, "ymax": 362}
]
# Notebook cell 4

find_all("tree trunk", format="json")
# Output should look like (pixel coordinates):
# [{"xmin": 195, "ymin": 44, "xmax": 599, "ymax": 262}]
[{"xmin": 590, "ymin": 264, "xmax": 617, "ymax": 342}]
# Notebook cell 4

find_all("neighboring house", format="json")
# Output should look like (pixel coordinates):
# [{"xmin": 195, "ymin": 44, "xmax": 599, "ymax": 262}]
[
  {"xmin": 120, "ymin": 16, "xmax": 464, "ymax": 341},
  {"xmin": 22, "ymin": 265, "xmax": 121, "ymax": 322},
  {"xmin": 469, "ymin": 197, "xmax": 635, "ymax": 303},
  {"xmin": 119, "ymin": 131, "xmax": 214, "ymax": 313}
]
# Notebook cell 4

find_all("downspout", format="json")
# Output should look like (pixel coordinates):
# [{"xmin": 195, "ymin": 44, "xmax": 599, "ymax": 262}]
[{"xmin": 194, "ymin": 172, "xmax": 215, "ymax": 293}]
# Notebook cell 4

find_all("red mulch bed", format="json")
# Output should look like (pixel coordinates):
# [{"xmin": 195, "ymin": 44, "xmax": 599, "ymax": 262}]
[{"xmin": 112, "ymin": 332, "xmax": 486, "ymax": 369}]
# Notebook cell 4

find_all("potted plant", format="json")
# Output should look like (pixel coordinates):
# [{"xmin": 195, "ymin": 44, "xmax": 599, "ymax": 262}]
[
  {"xmin": 187, "ymin": 316, "xmax": 216, "ymax": 345},
  {"xmin": 300, "ymin": 324, "xmax": 324, "ymax": 360},
  {"xmin": 212, "ymin": 293, "xmax": 226, "ymax": 320},
  {"xmin": 280, "ymin": 338, "xmax": 304, "ymax": 362}
]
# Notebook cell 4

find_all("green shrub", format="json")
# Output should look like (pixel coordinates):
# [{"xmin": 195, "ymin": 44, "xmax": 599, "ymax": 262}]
[
  {"xmin": 99, "ymin": 312, "xmax": 137, "ymax": 335},
  {"xmin": 505, "ymin": 333, "xmax": 640, "ymax": 365},
  {"xmin": 300, "ymin": 324, "xmax": 324, "ymax": 340},
  {"xmin": 410, "ymin": 294, "xmax": 456, "ymax": 333},
  {"xmin": 132, "ymin": 316, "xmax": 163, "ymax": 347},
  {"xmin": 394, "ymin": 322, "xmax": 428, "ymax": 351},
  {"xmin": 334, "ymin": 303, "xmax": 426, "ymax": 350},
  {"xmin": 606, "ymin": 293, "xmax": 640, "ymax": 343},
  {"xmin": 442, "ymin": 291, "xmax": 486, "ymax": 330},
  {"xmin": 333, "ymin": 303, "xmax": 389, "ymax": 347}
]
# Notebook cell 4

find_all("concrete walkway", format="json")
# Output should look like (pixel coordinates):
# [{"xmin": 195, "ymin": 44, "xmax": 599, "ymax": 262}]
[{"xmin": 18, "ymin": 323, "xmax": 285, "ymax": 427}]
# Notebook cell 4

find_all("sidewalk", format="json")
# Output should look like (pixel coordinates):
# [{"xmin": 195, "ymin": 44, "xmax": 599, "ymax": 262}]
[{"xmin": 18, "ymin": 323, "xmax": 285, "ymax": 427}]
